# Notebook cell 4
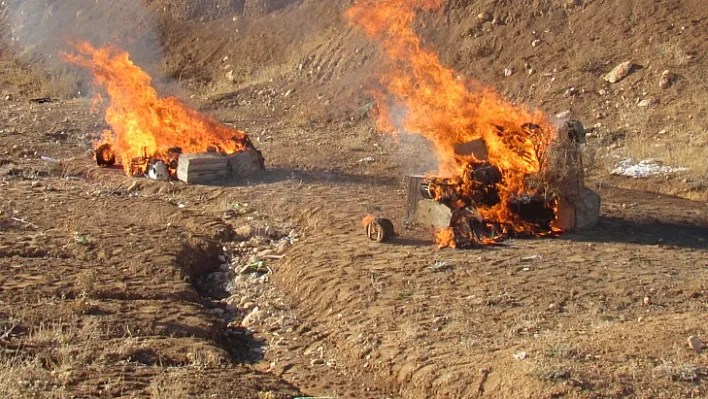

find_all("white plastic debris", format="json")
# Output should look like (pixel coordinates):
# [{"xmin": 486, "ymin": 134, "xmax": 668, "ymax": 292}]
[
  {"xmin": 147, "ymin": 161, "xmax": 170, "ymax": 180},
  {"xmin": 611, "ymin": 159, "xmax": 687, "ymax": 179}
]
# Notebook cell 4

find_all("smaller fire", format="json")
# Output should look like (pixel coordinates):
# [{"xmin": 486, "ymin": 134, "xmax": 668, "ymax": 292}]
[{"xmin": 64, "ymin": 42, "xmax": 262, "ymax": 178}]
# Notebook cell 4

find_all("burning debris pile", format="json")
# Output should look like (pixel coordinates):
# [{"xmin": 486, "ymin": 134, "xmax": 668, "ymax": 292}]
[
  {"xmin": 347, "ymin": 0, "xmax": 600, "ymax": 248},
  {"xmin": 64, "ymin": 42, "xmax": 264, "ymax": 183}
]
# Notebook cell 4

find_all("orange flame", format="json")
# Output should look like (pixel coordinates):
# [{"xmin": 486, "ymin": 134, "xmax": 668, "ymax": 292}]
[
  {"xmin": 346, "ymin": 0, "xmax": 558, "ymax": 240},
  {"xmin": 63, "ymin": 42, "xmax": 259, "ymax": 175},
  {"xmin": 435, "ymin": 228, "xmax": 456, "ymax": 249}
]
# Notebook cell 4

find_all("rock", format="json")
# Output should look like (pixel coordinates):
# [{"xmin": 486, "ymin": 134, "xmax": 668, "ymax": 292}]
[
  {"xmin": 258, "ymin": 249, "xmax": 274, "ymax": 257},
  {"xmin": 521, "ymin": 255, "xmax": 542, "ymax": 262},
  {"xmin": 241, "ymin": 307, "xmax": 263, "ymax": 328},
  {"xmin": 358, "ymin": 157, "xmax": 376, "ymax": 164},
  {"xmin": 563, "ymin": 88, "xmax": 578, "ymax": 98},
  {"xmin": 687, "ymin": 336, "xmax": 703, "ymax": 353},
  {"xmin": 236, "ymin": 225, "xmax": 256, "ymax": 239},
  {"xmin": 310, "ymin": 358, "xmax": 326, "ymax": 366},
  {"xmin": 274, "ymin": 240, "xmax": 291, "ymax": 255},
  {"xmin": 477, "ymin": 11, "xmax": 492, "ymax": 22},
  {"xmin": 226, "ymin": 70, "xmax": 236, "ymax": 82},
  {"xmin": 5, "ymin": 94, "xmax": 12, "ymax": 101},
  {"xmin": 513, "ymin": 351, "xmax": 527, "ymax": 360},
  {"xmin": 531, "ymin": 39, "xmax": 542, "ymax": 47},
  {"xmin": 643, "ymin": 296, "xmax": 651, "ymax": 306},
  {"xmin": 604, "ymin": 61, "xmax": 634, "ymax": 83},
  {"xmin": 638, "ymin": 98, "xmax": 656, "ymax": 107},
  {"xmin": 555, "ymin": 110, "xmax": 572, "ymax": 119},
  {"xmin": 659, "ymin": 70, "xmax": 674, "ymax": 89},
  {"xmin": 223, "ymin": 210, "xmax": 237, "ymax": 220},
  {"xmin": 504, "ymin": 68, "xmax": 514, "ymax": 77},
  {"xmin": 30, "ymin": 181, "xmax": 41, "ymax": 188}
]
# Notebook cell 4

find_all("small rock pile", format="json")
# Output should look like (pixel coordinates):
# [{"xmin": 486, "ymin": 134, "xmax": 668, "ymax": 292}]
[{"xmin": 195, "ymin": 221, "xmax": 303, "ymax": 358}]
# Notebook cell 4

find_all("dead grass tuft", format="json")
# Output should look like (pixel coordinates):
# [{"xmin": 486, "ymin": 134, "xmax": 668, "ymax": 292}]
[
  {"xmin": 148, "ymin": 369, "xmax": 191, "ymax": 399},
  {"xmin": 653, "ymin": 362, "xmax": 707, "ymax": 382}
]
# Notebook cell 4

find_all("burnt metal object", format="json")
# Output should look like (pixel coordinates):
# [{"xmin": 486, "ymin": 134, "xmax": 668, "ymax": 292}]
[
  {"xmin": 365, "ymin": 218, "xmax": 395, "ymax": 243},
  {"xmin": 95, "ymin": 143, "xmax": 116, "ymax": 167},
  {"xmin": 30, "ymin": 97, "xmax": 54, "ymax": 104}
]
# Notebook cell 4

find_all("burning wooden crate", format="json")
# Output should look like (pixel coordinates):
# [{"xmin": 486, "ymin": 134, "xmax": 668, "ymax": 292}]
[
  {"xmin": 406, "ymin": 120, "xmax": 600, "ymax": 248},
  {"xmin": 177, "ymin": 149, "xmax": 264, "ymax": 184}
]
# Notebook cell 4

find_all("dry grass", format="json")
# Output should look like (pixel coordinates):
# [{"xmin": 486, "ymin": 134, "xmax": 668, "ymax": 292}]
[
  {"xmin": 653, "ymin": 362, "xmax": 707, "ymax": 382},
  {"xmin": 148, "ymin": 369, "xmax": 191, "ymax": 399},
  {"xmin": 0, "ymin": 56, "xmax": 83, "ymax": 100}
]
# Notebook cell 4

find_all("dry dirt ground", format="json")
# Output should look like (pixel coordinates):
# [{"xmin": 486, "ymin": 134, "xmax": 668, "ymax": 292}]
[{"xmin": 1, "ymin": 1, "xmax": 708, "ymax": 398}]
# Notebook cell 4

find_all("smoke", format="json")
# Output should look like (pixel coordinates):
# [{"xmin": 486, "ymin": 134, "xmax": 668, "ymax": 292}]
[
  {"xmin": 6, "ymin": 0, "xmax": 164, "ymax": 96},
  {"xmin": 381, "ymin": 101, "xmax": 440, "ymax": 175}
]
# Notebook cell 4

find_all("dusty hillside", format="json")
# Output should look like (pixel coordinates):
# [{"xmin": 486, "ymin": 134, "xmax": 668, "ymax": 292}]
[
  {"xmin": 21, "ymin": 0, "xmax": 697, "ymax": 198},
  {"xmin": 0, "ymin": 1, "xmax": 706, "ymax": 399}
]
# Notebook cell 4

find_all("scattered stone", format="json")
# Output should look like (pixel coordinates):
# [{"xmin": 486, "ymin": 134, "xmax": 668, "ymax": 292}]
[
  {"xmin": 274, "ymin": 240, "xmax": 291, "ymax": 255},
  {"xmin": 236, "ymin": 225, "xmax": 256, "ymax": 239},
  {"xmin": 310, "ymin": 358, "xmax": 326, "ymax": 366},
  {"xmin": 687, "ymin": 336, "xmax": 703, "ymax": 353},
  {"xmin": 521, "ymin": 255, "xmax": 542, "ymax": 262},
  {"xmin": 477, "ymin": 11, "xmax": 492, "ymax": 22},
  {"xmin": 4, "ymin": 94, "xmax": 12, "ymax": 101},
  {"xmin": 555, "ymin": 110, "xmax": 572, "ymax": 119},
  {"xmin": 226, "ymin": 70, "xmax": 236, "ymax": 82},
  {"xmin": 659, "ymin": 70, "xmax": 674, "ymax": 89},
  {"xmin": 241, "ymin": 307, "xmax": 263, "ymax": 328},
  {"xmin": 358, "ymin": 156, "xmax": 376, "ymax": 164},
  {"xmin": 604, "ymin": 61, "xmax": 634, "ymax": 83},
  {"xmin": 514, "ymin": 351, "xmax": 527, "ymax": 360},
  {"xmin": 643, "ymin": 296, "xmax": 652, "ymax": 306},
  {"xmin": 30, "ymin": 181, "xmax": 41, "ymax": 188},
  {"xmin": 563, "ymin": 88, "xmax": 578, "ymax": 98},
  {"xmin": 638, "ymin": 98, "xmax": 656, "ymax": 107},
  {"xmin": 504, "ymin": 68, "xmax": 514, "ymax": 77},
  {"xmin": 531, "ymin": 39, "xmax": 542, "ymax": 47}
]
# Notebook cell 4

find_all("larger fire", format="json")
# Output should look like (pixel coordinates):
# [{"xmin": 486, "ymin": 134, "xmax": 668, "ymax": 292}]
[
  {"xmin": 346, "ymin": 0, "xmax": 566, "ymax": 248},
  {"xmin": 63, "ymin": 42, "xmax": 261, "ymax": 176}
]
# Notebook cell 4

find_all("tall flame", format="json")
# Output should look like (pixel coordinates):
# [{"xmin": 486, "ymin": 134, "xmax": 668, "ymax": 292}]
[
  {"xmin": 346, "ymin": 0, "xmax": 557, "ymax": 239},
  {"xmin": 63, "ymin": 42, "xmax": 258, "ymax": 175}
]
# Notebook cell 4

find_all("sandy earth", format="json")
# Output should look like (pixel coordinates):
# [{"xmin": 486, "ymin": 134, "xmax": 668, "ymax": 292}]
[{"xmin": 1, "ymin": 1, "xmax": 707, "ymax": 398}]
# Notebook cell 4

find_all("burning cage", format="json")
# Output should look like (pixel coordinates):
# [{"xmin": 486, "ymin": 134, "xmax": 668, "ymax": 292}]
[{"xmin": 407, "ymin": 120, "xmax": 600, "ymax": 248}]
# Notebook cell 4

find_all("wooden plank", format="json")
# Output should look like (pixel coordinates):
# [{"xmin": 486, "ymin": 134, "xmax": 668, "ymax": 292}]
[
  {"xmin": 405, "ymin": 175, "xmax": 426, "ymax": 223},
  {"xmin": 178, "ymin": 163, "xmax": 230, "ymax": 173}
]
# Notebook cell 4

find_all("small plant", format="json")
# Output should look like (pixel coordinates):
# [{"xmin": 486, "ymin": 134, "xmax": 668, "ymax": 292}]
[
  {"xmin": 74, "ymin": 233, "xmax": 90, "ymax": 245},
  {"xmin": 397, "ymin": 290, "xmax": 413, "ymax": 300}
]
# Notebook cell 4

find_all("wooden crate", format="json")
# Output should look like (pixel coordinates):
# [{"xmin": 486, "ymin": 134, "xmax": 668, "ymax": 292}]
[{"xmin": 177, "ymin": 153, "xmax": 230, "ymax": 184}]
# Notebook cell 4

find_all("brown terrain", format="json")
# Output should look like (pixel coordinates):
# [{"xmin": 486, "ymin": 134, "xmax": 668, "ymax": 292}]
[{"xmin": 1, "ymin": 1, "xmax": 707, "ymax": 398}]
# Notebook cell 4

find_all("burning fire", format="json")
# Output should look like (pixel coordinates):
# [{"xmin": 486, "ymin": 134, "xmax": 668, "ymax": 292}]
[
  {"xmin": 63, "ymin": 42, "xmax": 260, "ymax": 176},
  {"xmin": 346, "ymin": 0, "xmax": 563, "ymax": 247}
]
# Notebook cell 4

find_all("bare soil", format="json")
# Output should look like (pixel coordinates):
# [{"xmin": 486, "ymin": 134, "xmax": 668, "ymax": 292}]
[{"xmin": 1, "ymin": 1, "xmax": 707, "ymax": 398}]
